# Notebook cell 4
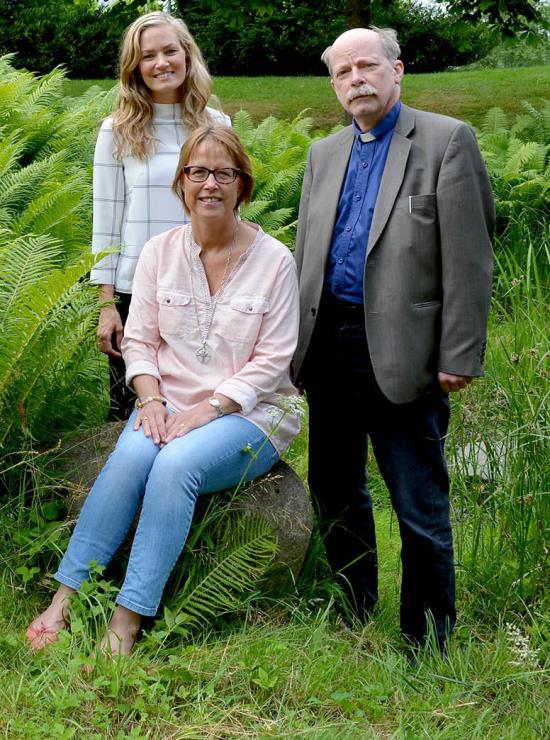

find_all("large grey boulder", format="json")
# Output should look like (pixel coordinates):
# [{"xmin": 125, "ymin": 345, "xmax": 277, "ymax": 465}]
[{"xmin": 49, "ymin": 422, "xmax": 313, "ymax": 591}]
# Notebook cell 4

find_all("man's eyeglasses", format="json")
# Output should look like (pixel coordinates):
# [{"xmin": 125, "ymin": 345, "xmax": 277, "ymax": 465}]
[{"xmin": 182, "ymin": 166, "xmax": 242, "ymax": 184}]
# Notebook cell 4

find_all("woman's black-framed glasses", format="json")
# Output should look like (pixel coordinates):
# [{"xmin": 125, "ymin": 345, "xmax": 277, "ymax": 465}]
[{"xmin": 182, "ymin": 166, "xmax": 242, "ymax": 184}]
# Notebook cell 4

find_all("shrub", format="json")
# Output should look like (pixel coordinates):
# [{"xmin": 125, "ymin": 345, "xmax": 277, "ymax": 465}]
[
  {"xmin": 476, "ymin": 101, "xmax": 550, "ymax": 240},
  {"xmin": 0, "ymin": 59, "xmax": 115, "ymax": 448}
]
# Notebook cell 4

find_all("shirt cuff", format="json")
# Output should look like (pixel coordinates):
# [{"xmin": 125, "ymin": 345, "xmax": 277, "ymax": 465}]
[
  {"xmin": 215, "ymin": 379, "xmax": 258, "ymax": 415},
  {"xmin": 125, "ymin": 361, "xmax": 162, "ymax": 389},
  {"xmin": 90, "ymin": 266, "xmax": 116, "ymax": 285}
]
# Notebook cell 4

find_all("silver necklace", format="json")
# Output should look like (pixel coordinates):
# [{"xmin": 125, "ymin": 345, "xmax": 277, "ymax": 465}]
[{"xmin": 188, "ymin": 222, "xmax": 238, "ymax": 363}]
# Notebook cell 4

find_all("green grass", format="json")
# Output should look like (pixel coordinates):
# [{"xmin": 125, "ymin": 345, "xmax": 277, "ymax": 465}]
[
  {"xmin": 65, "ymin": 65, "xmax": 549, "ymax": 130},
  {"xmin": 1, "ymin": 506, "xmax": 548, "ymax": 737}
]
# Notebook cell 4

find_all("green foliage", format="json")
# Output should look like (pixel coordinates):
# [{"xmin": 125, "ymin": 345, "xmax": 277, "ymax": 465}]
[
  {"xmin": 465, "ymin": 34, "xmax": 550, "ymax": 69},
  {"xmin": 150, "ymin": 510, "xmax": 278, "ymax": 645},
  {"xmin": 373, "ymin": 0, "xmax": 494, "ymax": 72},
  {"xmin": 181, "ymin": 0, "xmax": 492, "ymax": 76},
  {"xmin": 477, "ymin": 100, "xmax": 550, "ymax": 222},
  {"xmin": 0, "ymin": 0, "xmax": 498, "ymax": 79},
  {"xmin": 0, "ymin": 0, "xmax": 146, "ymax": 78},
  {"xmin": 0, "ymin": 59, "xmax": 114, "ymax": 448},
  {"xmin": 450, "ymin": 238, "xmax": 549, "ymax": 621},
  {"xmin": 235, "ymin": 111, "xmax": 323, "ymax": 246},
  {"xmin": 440, "ymin": 0, "xmax": 550, "ymax": 39}
]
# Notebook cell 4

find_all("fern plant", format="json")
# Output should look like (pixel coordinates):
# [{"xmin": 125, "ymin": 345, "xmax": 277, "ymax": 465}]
[
  {"xmin": 156, "ymin": 511, "xmax": 278, "ymax": 640},
  {"xmin": 0, "ymin": 58, "xmax": 114, "ymax": 447},
  {"xmin": 477, "ymin": 101, "xmax": 550, "ymax": 221},
  {"xmin": 234, "ymin": 110, "xmax": 322, "ymax": 247}
]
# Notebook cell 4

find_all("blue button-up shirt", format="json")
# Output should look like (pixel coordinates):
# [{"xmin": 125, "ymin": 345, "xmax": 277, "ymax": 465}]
[{"xmin": 325, "ymin": 101, "xmax": 401, "ymax": 304}]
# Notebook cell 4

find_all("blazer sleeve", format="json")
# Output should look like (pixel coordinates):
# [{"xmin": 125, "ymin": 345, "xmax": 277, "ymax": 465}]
[
  {"xmin": 294, "ymin": 147, "xmax": 313, "ymax": 275},
  {"xmin": 436, "ymin": 123, "xmax": 495, "ymax": 376}
]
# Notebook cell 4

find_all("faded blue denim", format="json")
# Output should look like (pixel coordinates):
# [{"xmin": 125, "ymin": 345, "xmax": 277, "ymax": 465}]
[{"xmin": 55, "ymin": 412, "xmax": 278, "ymax": 616}]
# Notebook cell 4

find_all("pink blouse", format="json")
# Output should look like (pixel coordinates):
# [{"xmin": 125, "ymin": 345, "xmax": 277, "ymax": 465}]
[{"xmin": 122, "ymin": 224, "xmax": 301, "ymax": 453}]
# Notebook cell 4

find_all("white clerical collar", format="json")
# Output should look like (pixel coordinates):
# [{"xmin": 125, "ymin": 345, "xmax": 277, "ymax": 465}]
[{"xmin": 358, "ymin": 131, "xmax": 376, "ymax": 143}]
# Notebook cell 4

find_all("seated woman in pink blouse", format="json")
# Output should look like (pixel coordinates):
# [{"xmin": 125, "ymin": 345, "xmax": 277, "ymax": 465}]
[{"xmin": 26, "ymin": 126, "xmax": 300, "ymax": 656}]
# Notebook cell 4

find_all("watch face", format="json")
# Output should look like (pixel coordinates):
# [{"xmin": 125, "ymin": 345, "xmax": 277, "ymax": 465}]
[{"xmin": 209, "ymin": 398, "xmax": 223, "ymax": 415}]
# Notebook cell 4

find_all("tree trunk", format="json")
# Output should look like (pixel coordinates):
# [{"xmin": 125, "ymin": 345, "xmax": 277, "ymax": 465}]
[{"xmin": 346, "ymin": 0, "xmax": 371, "ymax": 29}]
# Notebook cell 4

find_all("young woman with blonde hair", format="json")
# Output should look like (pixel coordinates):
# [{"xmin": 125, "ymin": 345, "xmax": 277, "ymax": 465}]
[{"xmin": 91, "ymin": 11, "xmax": 229, "ymax": 418}]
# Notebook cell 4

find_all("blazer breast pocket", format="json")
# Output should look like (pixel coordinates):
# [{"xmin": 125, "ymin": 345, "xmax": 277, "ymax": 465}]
[{"xmin": 403, "ymin": 193, "xmax": 437, "ymax": 219}]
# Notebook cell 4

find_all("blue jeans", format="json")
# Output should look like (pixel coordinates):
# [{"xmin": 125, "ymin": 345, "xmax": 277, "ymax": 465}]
[
  {"xmin": 55, "ymin": 412, "xmax": 278, "ymax": 616},
  {"xmin": 301, "ymin": 292, "xmax": 455, "ymax": 648}
]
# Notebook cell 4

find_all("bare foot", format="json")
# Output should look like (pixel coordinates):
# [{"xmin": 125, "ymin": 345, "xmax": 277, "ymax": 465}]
[
  {"xmin": 101, "ymin": 606, "xmax": 141, "ymax": 657},
  {"xmin": 26, "ymin": 584, "xmax": 74, "ymax": 651}
]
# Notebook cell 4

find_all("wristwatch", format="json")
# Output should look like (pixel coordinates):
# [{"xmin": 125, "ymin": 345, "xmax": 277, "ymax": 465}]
[{"xmin": 208, "ymin": 397, "xmax": 224, "ymax": 417}]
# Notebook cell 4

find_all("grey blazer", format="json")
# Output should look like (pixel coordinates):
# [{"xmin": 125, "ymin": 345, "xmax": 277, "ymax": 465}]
[{"xmin": 294, "ymin": 103, "xmax": 495, "ymax": 404}]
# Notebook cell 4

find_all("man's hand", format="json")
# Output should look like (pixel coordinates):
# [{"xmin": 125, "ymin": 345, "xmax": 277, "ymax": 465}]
[
  {"xmin": 97, "ymin": 305, "xmax": 124, "ymax": 358},
  {"xmin": 438, "ymin": 371, "xmax": 473, "ymax": 393}
]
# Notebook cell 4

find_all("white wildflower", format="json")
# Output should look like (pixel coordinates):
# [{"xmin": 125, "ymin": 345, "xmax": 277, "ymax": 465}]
[
  {"xmin": 265, "ymin": 405, "xmax": 284, "ymax": 429},
  {"xmin": 274, "ymin": 394, "xmax": 307, "ymax": 418},
  {"xmin": 505, "ymin": 622, "xmax": 539, "ymax": 667}
]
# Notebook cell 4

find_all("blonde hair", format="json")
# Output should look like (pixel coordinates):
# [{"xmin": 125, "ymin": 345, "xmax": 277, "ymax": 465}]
[
  {"xmin": 172, "ymin": 126, "xmax": 254, "ymax": 211},
  {"xmin": 111, "ymin": 12, "xmax": 214, "ymax": 160}
]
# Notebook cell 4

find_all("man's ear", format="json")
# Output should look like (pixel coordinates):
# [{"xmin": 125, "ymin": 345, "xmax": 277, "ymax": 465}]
[{"xmin": 393, "ymin": 60, "xmax": 404, "ymax": 83}]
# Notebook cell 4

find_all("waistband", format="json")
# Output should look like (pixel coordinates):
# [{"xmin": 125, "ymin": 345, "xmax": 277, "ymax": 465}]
[{"xmin": 321, "ymin": 291, "xmax": 365, "ymax": 322}]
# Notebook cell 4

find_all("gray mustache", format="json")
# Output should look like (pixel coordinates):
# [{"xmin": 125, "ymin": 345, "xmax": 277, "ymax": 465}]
[{"xmin": 347, "ymin": 84, "xmax": 378, "ymax": 102}]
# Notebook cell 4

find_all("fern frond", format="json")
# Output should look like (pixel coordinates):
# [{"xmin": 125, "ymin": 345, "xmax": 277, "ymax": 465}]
[
  {"xmin": 19, "ymin": 67, "xmax": 66, "ymax": 116},
  {"xmin": 504, "ymin": 142, "xmax": 546, "ymax": 177},
  {"xmin": 481, "ymin": 107, "xmax": 509, "ymax": 134},
  {"xmin": 0, "ymin": 254, "xmax": 99, "ymax": 445},
  {"xmin": 232, "ymin": 109, "xmax": 255, "ymax": 140},
  {"xmin": 16, "ymin": 286, "xmax": 101, "ymax": 440},
  {"xmin": 255, "ymin": 207, "xmax": 295, "ymax": 232},
  {"xmin": 167, "ymin": 513, "xmax": 277, "ymax": 628},
  {"xmin": 0, "ymin": 151, "xmax": 67, "ymax": 212},
  {"xmin": 0, "ymin": 231, "xmax": 65, "ymax": 317},
  {"xmin": 240, "ymin": 199, "xmax": 274, "ymax": 221},
  {"xmin": 11, "ymin": 174, "xmax": 88, "ymax": 236},
  {"xmin": 0, "ymin": 130, "xmax": 26, "ymax": 180}
]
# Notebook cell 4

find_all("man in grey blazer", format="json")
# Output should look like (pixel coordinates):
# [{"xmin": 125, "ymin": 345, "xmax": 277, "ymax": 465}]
[{"xmin": 294, "ymin": 27, "xmax": 494, "ymax": 652}]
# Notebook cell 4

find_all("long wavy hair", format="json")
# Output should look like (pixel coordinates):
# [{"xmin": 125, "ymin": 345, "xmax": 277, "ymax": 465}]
[{"xmin": 111, "ymin": 12, "xmax": 214, "ymax": 160}]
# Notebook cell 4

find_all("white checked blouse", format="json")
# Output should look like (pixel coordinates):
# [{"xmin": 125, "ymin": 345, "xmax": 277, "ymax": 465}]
[{"xmin": 90, "ymin": 103, "xmax": 230, "ymax": 293}]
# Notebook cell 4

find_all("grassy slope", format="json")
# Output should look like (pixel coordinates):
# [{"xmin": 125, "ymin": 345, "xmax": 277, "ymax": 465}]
[{"xmin": 64, "ymin": 65, "xmax": 549, "ymax": 130}]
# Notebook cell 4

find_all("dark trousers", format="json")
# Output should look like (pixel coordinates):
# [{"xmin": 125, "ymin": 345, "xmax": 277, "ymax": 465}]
[
  {"xmin": 107, "ymin": 292, "xmax": 135, "ymax": 422},
  {"xmin": 302, "ymin": 292, "xmax": 456, "ymax": 647}
]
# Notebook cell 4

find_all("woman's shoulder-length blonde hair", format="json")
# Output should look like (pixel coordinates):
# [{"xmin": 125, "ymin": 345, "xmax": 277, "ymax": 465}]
[
  {"xmin": 111, "ymin": 11, "xmax": 215, "ymax": 160},
  {"xmin": 172, "ymin": 126, "xmax": 254, "ymax": 212}
]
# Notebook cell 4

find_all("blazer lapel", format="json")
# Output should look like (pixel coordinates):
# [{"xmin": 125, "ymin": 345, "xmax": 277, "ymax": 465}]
[{"xmin": 367, "ymin": 104, "xmax": 415, "ymax": 254}]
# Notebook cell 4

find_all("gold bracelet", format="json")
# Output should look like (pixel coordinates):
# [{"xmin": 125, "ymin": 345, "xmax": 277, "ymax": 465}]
[{"xmin": 135, "ymin": 395, "xmax": 167, "ymax": 409}]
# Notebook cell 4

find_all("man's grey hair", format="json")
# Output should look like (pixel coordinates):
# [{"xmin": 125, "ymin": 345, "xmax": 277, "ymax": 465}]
[{"xmin": 321, "ymin": 26, "xmax": 401, "ymax": 78}]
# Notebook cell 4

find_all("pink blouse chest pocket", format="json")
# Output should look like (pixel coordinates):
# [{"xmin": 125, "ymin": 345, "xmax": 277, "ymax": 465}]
[
  {"xmin": 157, "ymin": 289, "xmax": 195, "ymax": 337},
  {"xmin": 222, "ymin": 295, "xmax": 270, "ymax": 343}
]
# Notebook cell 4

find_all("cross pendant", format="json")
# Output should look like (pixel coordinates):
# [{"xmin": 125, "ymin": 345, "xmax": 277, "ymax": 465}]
[{"xmin": 196, "ymin": 344, "xmax": 211, "ymax": 363}]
